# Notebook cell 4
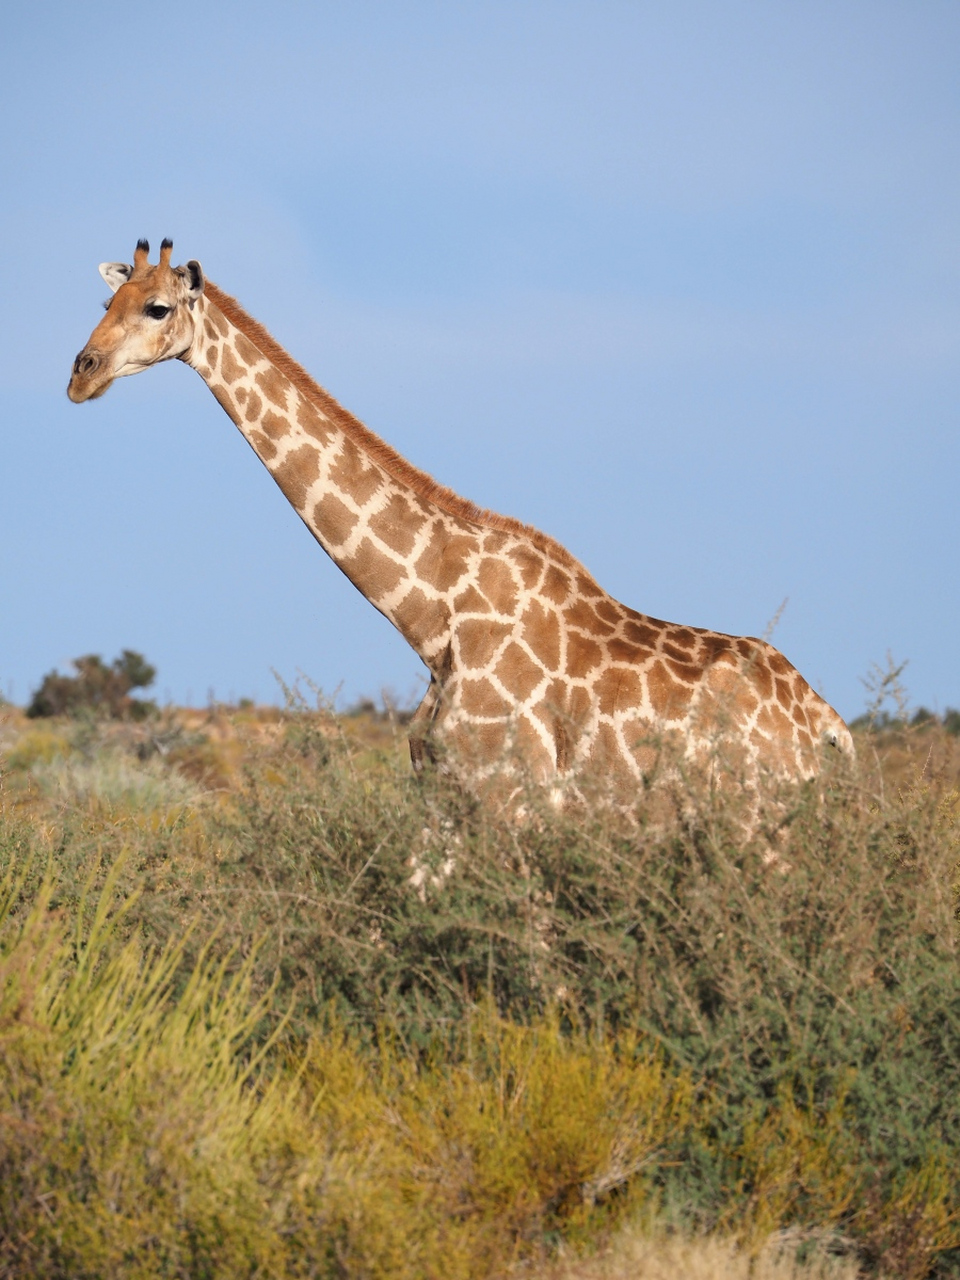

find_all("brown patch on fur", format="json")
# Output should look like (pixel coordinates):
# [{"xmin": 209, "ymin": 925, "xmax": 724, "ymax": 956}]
[
  {"xmin": 203, "ymin": 283, "xmax": 582, "ymax": 570},
  {"xmin": 739, "ymin": 689, "xmax": 760, "ymax": 718},
  {"xmin": 460, "ymin": 677, "xmax": 511, "ymax": 717},
  {"xmin": 368, "ymin": 493, "xmax": 427, "ymax": 557},
  {"xmin": 394, "ymin": 589, "xmax": 452, "ymax": 650},
  {"xmin": 768, "ymin": 650, "xmax": 792, "ymax": 677},
  {"xmin": 495, "ymin": 643, "xmax": 544, "ymax": 702},
  {"xmin": 752, "ymin": 660, "xmax": 773, "ymax": 700},
  {"xmin": 594, "ymin": 599, "xmax": 623, "ymax": 626},
  {"xmin": 588, "ymin": 721, "xmax": 637, "ymax": 796},
  {"xmin": 648, "ymin": 660, "xmax": 694, "ymax": 721},
  {"xmin": 255, "ymin": 365, "xmax": 292, "ymax": 409},
  {"xmin": 665, "ymin": 659, "xmax": 699, "ymax": 684},
  {"xmin": 568, "ymin": 684, "xmax": 592, "ymax": 726},
  {"xmin": 593, "ymin": 666, "xmax": 643, "ymax": 717},
  {"xmin": 566, "ymin": 631, "xmax": 603, "ymax": 678},
  {"xmin": 522, "ymin": 600, "xmax": 561, "ymax": 671},
  {"xmin": 204, "ymin": 318, "xmax": 220, "ymax": 342},
  {"xmin": 450, "ymin": 720, "xmax": 509, "ymax": 764},
  {"xmin": 623, "ymin": 618, "xmax": 662, "ymax": 648},
  {"xmin": 621, "ymin": 722, "xmax": 659, "ymax": 777},
  {"xmin": 755, "ymin": 704, "xmax": 777, "ymax": 737},
  {"xmin": 314, "ymin": 493, "xmax": 358, "ymax": 547},
  {"xmin": 271, "ymin": 444, "xmax": 320, "ymax": 510},
  {"xmin": 705, "ymin": 663, "xmax": 740, "ymax": 698},
  {"xmin": 576, "ymin": 572, "xmax": 604, "ymax": 599},
  {"xmin": 457, "ymin": 619, "xmax": 513, "ymax": 670},
  {"xmin": 453, "ymin": 585, "xmax": 491, "ymax": 614},
  {"xmin": 249, "ymin": 431, "xmax": 277, "ymax": 461},
  {"xmin": 541, "ymin": 565, "xmax": 572, "ymax": 606},
  {"xmin": 669, "ymin": 627, "xmax": 696, "ymax": 649},
  {"xmin": 210, "ymin": 384, "xmax": 235, "ymax": 415},
  {"xmin": 702, "ymin": 636, "xmax": 737, "ymax": 666},
  {"xmin": 770, "ymin": 704, "xmax": 795, "ymax": 739},
  {"xmin": 514, "ymin": 715, "xmax": 553, "ymax": 774},
  {"xmin": 607, "ymin": 637, "xmax": 646, "ymax": 666},
  {"xmin": 415, "ymin": 522, "xmax": 477, "ymax": 593},
  {"xmin": 329, "ymin": 437, "xmax": 383, "ymax": 507},
  {"xmin": 233, "ymin": 331, "xmax": 261, "ymax": 368},
  {"xmin": 775, "ymin": 678, "xmax": 792, "ymax": 711},
  {"xmin": 564, "ymin": 599, "xmax": 614, "ymax": 636},
  {"xmin": 507, "ymin": 545, "xmax": 545, "ymax": 590},
  {"xmin": 205, "ymin": 344, "xmax": 218, "ymax": 371},
  {"xmin": 343, "ymin": 537, "xmax": 408, "ymax": 600},
  {"xmin": 662, "ymin": 642, "xmax": 691, "ymax": 663},
  {"xmin": 297, "ymin": 398, "xmax": 333, "ymax": 446},
  {"xmin": 477, "ymin": 558, "xmax": 518, "ymax": 615},
  {"xmin": 261, "ymin": 409, "xmax": 288, "ymax": 441},
  {"xmin": 235, "ymin": 386, "xmax": 248, "ymax": 405},
  {"xmin": 244, "ymin": 391, "xmax": 263, "ymax": 423},
  {"xmin": 483, "ymin": 531, "xmax": 509, "ymax": 554},
  {"xmin": 220, "ymin": 345, "xmax": 244, "ymax": 385}
]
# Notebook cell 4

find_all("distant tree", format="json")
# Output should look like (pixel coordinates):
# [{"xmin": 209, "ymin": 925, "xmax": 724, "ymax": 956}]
[
  {"xmin": 911, "ymin": 706, "xmax": 960, "ymax": 736},
  {"xmin": 27, "ymin": 650, "xmax": 157, "ymax": 720}
]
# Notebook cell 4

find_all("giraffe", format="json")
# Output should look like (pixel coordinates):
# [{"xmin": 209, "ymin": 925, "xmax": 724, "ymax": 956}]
[{"xmin": 68, "ymin": 239, "xmax": 853, "ymax": 807}]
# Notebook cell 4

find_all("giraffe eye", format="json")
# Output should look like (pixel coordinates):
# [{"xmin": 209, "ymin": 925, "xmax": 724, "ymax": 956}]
[{"xmin": 145, "ymin": 303, "xmax": 171, "ymax": 320}]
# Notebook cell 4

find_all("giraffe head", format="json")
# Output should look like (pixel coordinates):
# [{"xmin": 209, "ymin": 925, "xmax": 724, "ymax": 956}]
[{"xmin": 67, "ymin": 238, "xmax": 205, "ymax": 403}]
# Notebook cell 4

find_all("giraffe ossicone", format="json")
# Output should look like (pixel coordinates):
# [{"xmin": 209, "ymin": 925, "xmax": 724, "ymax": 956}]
[{"xmin": 68, "ymin": 240, "xmax": 853, "ymax": 805}]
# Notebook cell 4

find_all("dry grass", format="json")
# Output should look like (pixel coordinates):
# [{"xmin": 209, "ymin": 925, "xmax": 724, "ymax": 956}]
[
  {"xmin": 542, "ymin": 1224, "xmax": 861, "ymax": 1280},
  {"xmin": 1, "ymin": 697, "xmax": 959, "ymax": 1277}
]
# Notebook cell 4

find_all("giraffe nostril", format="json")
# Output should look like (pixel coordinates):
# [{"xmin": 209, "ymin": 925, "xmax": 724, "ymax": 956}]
[{"xmin": 74, "ymin": 350, "xmax": 100, "ymax": 377}]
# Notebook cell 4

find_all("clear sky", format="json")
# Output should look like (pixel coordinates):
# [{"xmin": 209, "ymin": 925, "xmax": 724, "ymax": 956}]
[{"xmin": 1, "ymin": 1, "xmax": 958, "ymax": 718}]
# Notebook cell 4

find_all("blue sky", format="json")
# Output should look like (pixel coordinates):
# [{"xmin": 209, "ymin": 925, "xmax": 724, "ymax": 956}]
[{"xmin": 1, "ymin": 1, "xmax": 958, "ymax": 718}]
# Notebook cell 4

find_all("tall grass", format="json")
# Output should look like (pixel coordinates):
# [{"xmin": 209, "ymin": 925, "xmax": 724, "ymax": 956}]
[
  {"xmin": 1, "ymin": 703, "xmax": 959, "ymax": 1276},
  {"xmin": 0, "ymin": 854, "xmax": 691, "ymax": 1278}
]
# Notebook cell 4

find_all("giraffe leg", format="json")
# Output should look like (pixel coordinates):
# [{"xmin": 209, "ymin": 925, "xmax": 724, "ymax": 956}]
[
  {"xmin": 408, "ymin": 677, "xmax": 444, "ymax": 774},
  {"xmin": 408, "ymin": 644, "xmax": 456, "ymax": 775}
]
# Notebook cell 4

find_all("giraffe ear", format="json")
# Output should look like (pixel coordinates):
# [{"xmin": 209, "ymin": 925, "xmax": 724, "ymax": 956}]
[
  {"xmin": 176, "ymin": 259, "xmax": 205, "ymax": 303},
  {"xmin": 99, "ymin": 262, "xmax": 133, "ymax": 293}
]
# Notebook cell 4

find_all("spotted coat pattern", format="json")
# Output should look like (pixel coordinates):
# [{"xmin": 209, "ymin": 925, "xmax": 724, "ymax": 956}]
[{"xmin": 68, "ymin": 246, "xmax": 853, "ymax": 802}]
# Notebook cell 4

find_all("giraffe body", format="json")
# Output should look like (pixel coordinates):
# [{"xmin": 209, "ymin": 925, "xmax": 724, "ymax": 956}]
[{"xmin": 68, "ymin": 242, "xmax": 853, "ymax": 803}]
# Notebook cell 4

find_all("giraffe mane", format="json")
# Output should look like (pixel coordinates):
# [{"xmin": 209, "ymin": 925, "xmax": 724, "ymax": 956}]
[{"xmin": 204, "ymin": 281, "xmax": 580, "ymax": 571}]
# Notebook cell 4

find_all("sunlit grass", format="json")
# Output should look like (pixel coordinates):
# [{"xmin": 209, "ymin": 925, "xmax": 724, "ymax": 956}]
[{"xmin": 1, "ymin": 698, "xmax": 959, "ymax": 1277}]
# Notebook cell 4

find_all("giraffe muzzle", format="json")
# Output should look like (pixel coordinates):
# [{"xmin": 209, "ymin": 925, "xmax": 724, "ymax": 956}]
[
  {"xmin": 73, "ymin": 349, "xmax": 100, "ymax": 378},
  {"xmin": 67, "ymin": 348, "xmax": 112, "ymax": 402}
]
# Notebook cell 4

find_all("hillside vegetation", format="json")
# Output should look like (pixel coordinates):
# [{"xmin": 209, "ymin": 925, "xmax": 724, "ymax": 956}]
[{"xmin": 1, "ymin": 694, "xmax": 958, "ymax": 1279}]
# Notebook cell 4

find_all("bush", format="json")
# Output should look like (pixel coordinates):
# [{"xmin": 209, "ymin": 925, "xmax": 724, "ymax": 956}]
[
  {"xmin": 1, "ymin": 708, "xmax": 959, "ymax": 1275},
  {"xmin": 0, "ymin": 855, "xmax": 690, "ymax": 1279},
  {"xmin": 26, "ymin": 649, "xmax": 157, "ymax": 720}
]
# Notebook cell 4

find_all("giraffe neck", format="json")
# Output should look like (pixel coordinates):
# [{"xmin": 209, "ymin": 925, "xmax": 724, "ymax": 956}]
[{"xmin": 183, "ymin": 288, "xmax": 505, "ymax": 675}]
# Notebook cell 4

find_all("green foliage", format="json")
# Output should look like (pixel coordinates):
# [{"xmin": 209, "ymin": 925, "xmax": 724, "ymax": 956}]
[
  {"xmin": 851, "ymin": 705, "xmax": 960, "ymax": 735},
  {"xmin": 913, "ymin": 707, "xmax": 960, "ymax": 737},
  {"xmin": 0, "ymin": 855, "xmax": 689, "ymax": 1279},
  {"xmin": 1, "ymin": 709, "xmax": 960, "ymax": 1275},
  {"xmin": 26, "ymin": 649, "xmax": 157, "ymax": 720}
]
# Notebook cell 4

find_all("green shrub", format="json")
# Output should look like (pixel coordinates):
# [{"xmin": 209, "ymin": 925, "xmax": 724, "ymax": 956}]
[
  {"xmin": 0, "ymin": 854, "xmax": 692, "ymax": 1279},
  {"xmin": 26, "ymin": 649, "xmax": 157, "ymax": 720},
  {"xmin": 2, "ymin": 710, "xmax": 959, "ymax": 1276}
]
